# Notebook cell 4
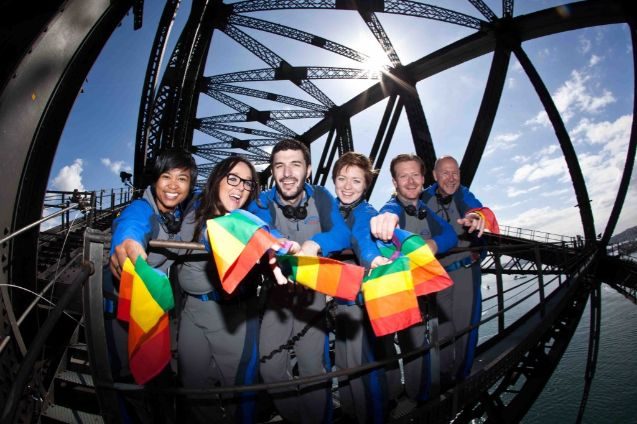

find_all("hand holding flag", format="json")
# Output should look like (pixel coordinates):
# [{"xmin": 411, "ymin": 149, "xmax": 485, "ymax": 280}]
[
  {"xmin": 117, "ymin": 257, "xmax": 174, "ymax": 385},
  {"xmin": 459, "ymin": 207, "xmax": 500, "ymax": 237}
]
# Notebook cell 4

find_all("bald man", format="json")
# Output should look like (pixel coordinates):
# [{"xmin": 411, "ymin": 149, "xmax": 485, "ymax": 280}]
[{"xmin": 421, "ymin": 155, "xmax": 487, "ymax": 387}]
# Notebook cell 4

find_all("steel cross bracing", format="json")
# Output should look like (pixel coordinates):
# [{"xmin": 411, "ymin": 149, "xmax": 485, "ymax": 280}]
[
  {"xmin": 231, "ymin": 0, "xmax": 484, "ymax": 29},
  {"xmin": 228, "ymin": 14, "xmax": 370, "ymax": 64},
  {"xmin": 208, "ymin": 83, "xmax": 329, "ymax": 112},
  {"xmin": 208, "ymin": 67, "xmax": 383, "ymax": 83},
  {"xmin": 201, "ymin": 123, "xmax": 290, "ymax": 140},
  {"xmin": 468, "ymin": 0, "xmax": 498, "ymax": 21},
  {"xmin": 220, "ymin": 24, "xmax": 335, "ymax": 107},
  {"xmin": 359, "ymin": 10, "xmax": 401, "ymax": 67}
]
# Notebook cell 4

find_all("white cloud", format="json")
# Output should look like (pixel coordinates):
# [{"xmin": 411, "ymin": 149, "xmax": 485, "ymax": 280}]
[
  {"xmin": 540, "ymin": 188, "xmax": 571, "ymax": 198},
  {"xmin": 512, "ymin": 155, "xmax": 530, "ymax": 163},
  {"xmin": 538, "ymin": 145, "xmax": 559, "ymax": 156},
  {"xmin": 589, "ymin": 54, "xmax": 601, "ymax": 67},
  {"xmin": 485, "ymin": 132, "xmax": 522, "ymax": 157},
  {"xmin": 512, "ymin": 156, "xmax": 568, "ymax": 183},
  {"xmin": 51, "ymin": 159, "xmax": 85, "ymax": 191},
  {"xmin": 570, "ymin": 115, "xmax": 632, "ymax": 156},
  {"xmin": 525, "ymin": 69, "xmax": 615, "ymax": 127},
  {"xmin": 506, "ymin": 185, "xmax": 541, "ymax": 198},
  {"xmin": 503, "ymin": 114, "xmax": 637, "ymax": 237},
  {"xmin": 101, "ymin": 158, "xmax": 132, "ymax": 175},
  {"xmin": 525, "ymin": 111, "xmax": 550, "ymax": 127},
  {"xmin": 507, "ymin": 77, "xmax": 516, "ymax": 89}
]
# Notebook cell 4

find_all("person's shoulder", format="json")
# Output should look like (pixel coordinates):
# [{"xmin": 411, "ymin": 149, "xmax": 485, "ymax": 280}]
[
  {"xmin": 124, "ymin": 198, "xmax": 154, "ymax": 214},
  {"xmin": 458, "ymin": 185, "xmax": 477, "ymax": 198},
  {"xmin": 354, "ymin": 200, "xmax": 377, "ymax": 218},
  {"xmin": 422, "ymin": 184, "xmax": 437, "ymax": 198},
  {"xmin": 309, "ymin": 184, "xmax": 335, "ymax": 200},
  {"xmin": 250, "ymin": 188, "xmax": 275, "ymax": 209}
]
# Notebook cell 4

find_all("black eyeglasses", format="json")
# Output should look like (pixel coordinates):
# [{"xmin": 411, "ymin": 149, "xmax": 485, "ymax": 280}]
[{"xmin": 226, "ymin": 173, "xmax": 256, "ymax": 191}]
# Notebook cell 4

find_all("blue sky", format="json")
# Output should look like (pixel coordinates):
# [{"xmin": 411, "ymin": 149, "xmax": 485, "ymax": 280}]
[{"xmin": 49, "ymin": 0, "xmax": 636, "ymax": 238}]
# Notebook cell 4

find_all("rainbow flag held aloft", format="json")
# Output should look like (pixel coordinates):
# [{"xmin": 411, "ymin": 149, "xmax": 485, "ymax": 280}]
[
  {"xmin": 207, "ymin": 210, "xmax": 279, "ymax": 294},
  {"xmin": 466, "ymin": 207, "xmax": 500, "ymax": 235},
  {"xmin": 117, "ymin": 257, "xmax": 174, "ymax": 385},
  {"xmin": 362, "ymin": 256, "xmax": 422, "ymax": 337},
  {"xmin": 276, "ymin": 255, "xmax": 365, "ymax": 301},
  {"xmin": 379, "ymin": 229, "xmax": 453, "ymax": 297}
]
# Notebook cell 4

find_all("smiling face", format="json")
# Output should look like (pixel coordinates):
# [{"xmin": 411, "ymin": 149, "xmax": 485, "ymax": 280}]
[
  {"xmin": 272, "ymin": 148, "xmax": 311, "ymax": 205},
  {"xmin": 335, "ymin": 165, "xmax": 366, "ymax": 205},
  {"xmin": 219, "ymin": 161, "xmax": 254, "ymax": 212},
  {"xmin": 154, "ymin": 167, "xmax": 191, "ymax": 213},
  {"xmin": 433, "ymin": 157, "xmax": 460, "ymax": 197},
  {"xmin": 392, "ymin": 160, "xmax": 425, "ymax": 204}
]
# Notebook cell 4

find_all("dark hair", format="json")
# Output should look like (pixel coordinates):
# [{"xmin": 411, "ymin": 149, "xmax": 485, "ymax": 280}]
[
  {"xmin": 152, "ymin": 148, "xmax": 198, "ymax": 189},
  {"xmin": 332, "ymin": 152, "xmax": 377, "ymax": 188},
  {"xmin": 193, "ymin": 156, "xmax": 259, "ymax": 241},
  {"xmin": 270, "ymin": 139, "xmax": 311, "ymax": 166},
  {"xmin": 390, "ymin": 153, "xmax": 425, "ymax": 179}
]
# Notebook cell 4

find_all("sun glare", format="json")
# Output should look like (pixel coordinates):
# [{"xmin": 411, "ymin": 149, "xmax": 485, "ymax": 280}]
[{"xmin": 361, "ymin": 52, "xmax": 390, "ymax": 79}]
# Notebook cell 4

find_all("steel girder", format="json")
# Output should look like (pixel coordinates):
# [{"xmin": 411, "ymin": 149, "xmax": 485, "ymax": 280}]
[
  {"xmin": 0, "ymin": 0, "xmax": 133, "ymax": 412},
  {"xmin": 134, "ymin": 0, "xmax": 182, "ymax": 186}
]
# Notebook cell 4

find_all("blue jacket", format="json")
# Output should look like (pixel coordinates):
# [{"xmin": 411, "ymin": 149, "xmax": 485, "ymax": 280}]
[
  {"xmin": 247, "ymin": 183, "xmax": 351, "ymax": 256},
  {"xmin": 379, "ymin": 195, "xmax": 458, "ymax": 255},
  {"xmin": 347, "ymin": 200, "xmax": 382, "ymax": 269},
  {"xmin": 110, "ymin": 187, "xmax": 196, "ymax": 272},
  {"xmin": 422, "ymin": 183, "xmax": 482, "ymax": 215}
]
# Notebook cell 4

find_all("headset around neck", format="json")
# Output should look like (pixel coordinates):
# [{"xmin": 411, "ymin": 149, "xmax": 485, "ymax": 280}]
[
  {"xmin": 159, "ymin": 207, "xmax": 182, "ymax": 234},
  {"xmin": 396, "ymin": 196, "xmax": 427, "ymax": 220},
  {"xmin": 276, "ymin": 187, "xmax": 309, "ymax": 220},
  {"xmin": 338, "ymin": 196, "xmax": 364, "ymax": 219}
]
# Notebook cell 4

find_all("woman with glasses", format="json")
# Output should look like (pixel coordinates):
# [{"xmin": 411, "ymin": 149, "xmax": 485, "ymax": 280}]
[{"xmin": 176, "ymin": 156, "xmax": 269, "ymax": 423}]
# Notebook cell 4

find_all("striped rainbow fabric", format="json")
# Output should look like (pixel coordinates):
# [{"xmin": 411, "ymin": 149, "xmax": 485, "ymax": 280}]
[
  {"xmin": 362, "ymin": 256, "xmax": 422, "ymax": 336},
  {"xmin": 466, "ymin": 207, "xmax": 500, "ymax": 234},
  {"xmin": 206, "ymin": 210, "xmax": 278, "ymax": 294},
  {"xmin": 117, "ymin": 257, "xmax": 174, "ymax": 385},
  {"xmin": 276, "ymin": 255, "xmax": 364, "ymax": 301},
  {"xmin": 379, "ymin": 229, "xmax": 453, "ymax": 296}
]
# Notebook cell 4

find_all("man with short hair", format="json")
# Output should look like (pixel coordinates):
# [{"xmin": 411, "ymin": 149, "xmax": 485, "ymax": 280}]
[
  {"xmin": 421, "ymin": 155, "xmax": 487, "ymax": 386},
  {"xmin": 248, "ymin": 139, "xmax": 350, "ymax": 424},
  {"xmin": 370, "ymin": 153, "xmax": 458, "ymax": 403}
]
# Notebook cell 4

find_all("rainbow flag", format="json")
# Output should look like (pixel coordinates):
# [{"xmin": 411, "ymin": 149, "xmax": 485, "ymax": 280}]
[
  {"xmin": 276, "ymin": 255, "xmax": 365, "ymax": 301},
  {"xmin": 362, "ymin": 257, "xmax": 422, "ymax": 336},
  {"xmin": 379, "ymin": 229, "xmax": 453, "ymax": 296},
  {"xmin": 207, "ymin": 210, "xmax": 278, "ymax": 294},
  {"xmin": 467, "ymin": 207, "xmax": 500, "ymax": 234},
  {"xmin": 117, "ymin": 257, "xmax": 174, "ymax": 385}
]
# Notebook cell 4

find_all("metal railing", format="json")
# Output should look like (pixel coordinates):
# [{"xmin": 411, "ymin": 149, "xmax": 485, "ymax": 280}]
[
  {"xmin": 0, "ymin": 215, "xmax": 612, "ymax": 423},
  {"xmin": 42, "ymin": 187, "xmax": 137, "ymax": 232},
  {"xmin": 499, "ymin": 224, "xmax": 581, "ymax": 247}
]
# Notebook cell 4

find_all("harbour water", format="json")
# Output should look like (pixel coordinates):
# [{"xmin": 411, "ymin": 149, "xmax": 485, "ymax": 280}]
[
  {"xmin": 525, "ymin": 283, "xmax": 637, "ymax": 423},
  {"xmin": 473, "ymin": 255, "xmax": 637, "ymax": 424}
]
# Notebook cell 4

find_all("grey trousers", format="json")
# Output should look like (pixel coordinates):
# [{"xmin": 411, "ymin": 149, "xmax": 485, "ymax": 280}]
[
  {"xmin": 436, "ymin": 264, "xmax": 482, "ymax": 385},
  {"xmin": 259, "ymin": 284, "xmax": 330, "ymax": 424},
  {"xmin": 335, "ymin": 302, "xmax": 388, "ymax": 424},
  {"xmin": 178, "ymin": 295, "xmax": 259, "ymax": 423}
]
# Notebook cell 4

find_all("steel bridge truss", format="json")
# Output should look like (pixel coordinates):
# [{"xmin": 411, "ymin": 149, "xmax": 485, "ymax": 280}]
[
  {"xmin": 2, "ymin": 0, "xmax": 637, "ymax": 421},
  {"xmin": 132, "ymin": 0, "xmax": 635, "ymax": 249}
]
